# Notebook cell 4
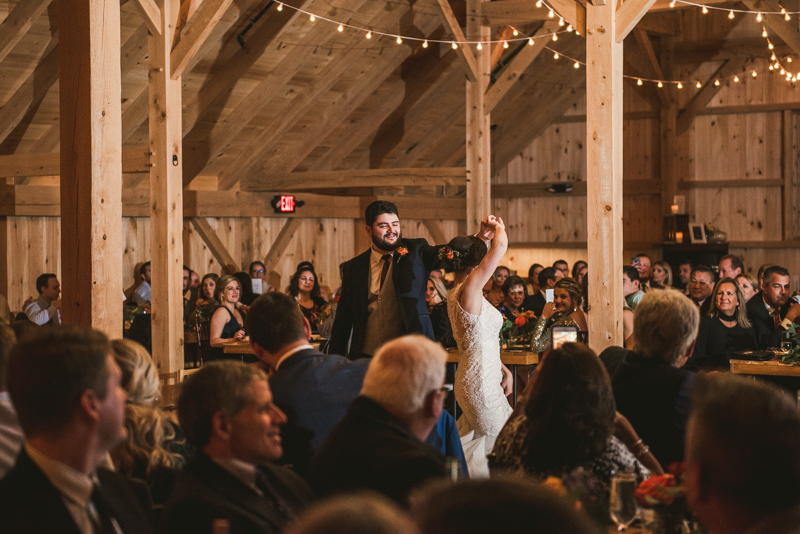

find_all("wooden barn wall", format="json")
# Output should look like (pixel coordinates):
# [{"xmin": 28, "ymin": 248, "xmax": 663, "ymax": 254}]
[{"xmin": 1, "ymin": 216, "xmax": 461, "ymax": 312}]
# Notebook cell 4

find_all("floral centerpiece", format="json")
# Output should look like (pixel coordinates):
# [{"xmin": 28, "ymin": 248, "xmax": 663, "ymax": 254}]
[
  {"xmin": 780, "ymin": 322, "xmax": 800, "ymax": 364},
  {"xmin": 193, "ymin": 298, "xmax": 216, "ymax": 322},
  {"xmin": 635, "ymin": 464, "xmax": 703, "ymax": 534},
  {"xmin": 540, "ymin": 467, "xmax": 607, "ymax": 528},
  {"xmin": 499, "ymin": 310, "xmax": 537, "ymax": 347}
]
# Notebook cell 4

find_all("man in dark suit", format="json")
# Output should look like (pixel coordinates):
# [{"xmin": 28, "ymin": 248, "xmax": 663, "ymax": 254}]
[
  {"xmin": 329, "ymin": 200, "xmax": 492, "ymax": 359},
  {"xmin": 0, "ymin": 326, "xmax": 154, "ymax": 534},
  {"xmin": 689, "ymin": 265, "xmax": 715, "ymax": 317},
  {"xmin": 600, "ymin": 289, "xmax": 699, "ymax": 466},
  {"xmin": 162, "ymin": 361, "xmax": 314, "ymax": 534},
  {"xmin": 523, "ymin": 266, "xmax": 559, "ymax": 316},
  {"xmin": 746, "ymin": 265, "xmax": 800, "ymax": 349},
  {"xmin": 307, "ymin": 335, "xmax": 449, "ymax": 506}
]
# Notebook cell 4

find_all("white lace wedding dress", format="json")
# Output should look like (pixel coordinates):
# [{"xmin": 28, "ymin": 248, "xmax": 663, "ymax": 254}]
[{"xmin": 448, "ymin": 282, "xmax": 514, "ymax": 478}]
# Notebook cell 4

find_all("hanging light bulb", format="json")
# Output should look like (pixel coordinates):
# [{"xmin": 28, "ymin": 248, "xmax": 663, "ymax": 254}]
[
  {"xmin": 734, "ymin": 76, "xmax": 739, "ymax": 82},
  {"xmin": 728, "ymin": 9, "xmax": 735, "ymax": 18},
  {"xmin": 422, "ymin": 40, "xmax": 428, "ymax": 48},
  {"xmin": 669, "ymin": 0, "xmax": 676, "ymax": 7},
  {"xmin": 763, "ymin": 29, "xmax": 768, "ymax": 38},
  {"xmin": 309, "ymin": 13, "xmax": 315, "ymax": 21},
  {"xmin": 786, "ymin": 13, "xmax": 791, "ymax": 20},
  {"xmin": 714, "ymin": 79, "xmax": 720, "ymax": 85},
  {"xmin": 366, "ymin": 30, "xmax": 372, "ymax": 39},
  {"xmin": 677, "ymin": 82, "xmax": 683, "ymax": 88},
  {"xmin": 559, "ymin": 17, "xmax": 565, "ymax": 26},
  {"xmin": 575, "ymin": 30, "xmax": 580, "ymax": 35},
  {"xmin": 276, "ymin": 2, "xmax": 283, "ymax": 10},
  {"xmin": 536, "ymin": 0, "xmax": 542, "ymax": 7},
  {"xmin": 781, "ymin": 68, "xmax": 786, "ymax": 75},
  {"xmin": 396, "ymin": 35, "xmax": 402, "ymax": 44},
  {"xmin": 552, "ymin": 34, "xmax": 558, "ymax": 41},
  {"xmin": 553, "ymin": 52, "xmax": 559, "ymax": 59},
  {"xmin": 788, "ymin": 57, "xmax": 793, "ymax": 63},
  {"xmin": 769, "ymin": 43, "xmax": 775, "ymax": 50},
  {"xmin": 696, "ymin": 81, "xmax": 702, "ymax": 88},
  {"xmin": 338, "ymin": 23, "xmax": 344, "ymax": 32},
  {"xmin": 776, "ymin": 62, "xmax": 782, "ymax": 69},
  {"xmin": 772, "ymin": 53, "xmax": 777, "ymax": 61},
  {"xmin": 528, "ymin": 38, "xmax": 535, "ymax": 45},
  {"xmin": 658, "ymin": 81, "xmax": 663, "ymax": 87},
  {"xmin": 503, "ymin": 40, "xmax": 509, "ymax": 49},
  {"xmin": 574, "ymin": 61, "xmax": 580, "ymax": 69},
  {"xmin": 451, "ymin": 41, "xmax": 458, "ymax": 49},
  {"xmin": 513, "ymin": 29, "xmax": 519, "ymax": 36},
  {"xmin": 752, "ymin": 70, "xmax": 758, "ymax": 77},
  {"xmin": 637, "ymin": 79, "xmax": 643, "ymax": 85},
  {"xmin": 793, "ymin": 76, "xmax": 797, "ymax": 82},
  {"xmin": 702, "ymin": 5, "xmax": 708, "ymax": 14},
  {"xmin": 549, "ymin": 9, "xmax": 555, "ymax": 17},
  {"xmin": 770, "ymin": 65, "xmax": 775, "ymax": 70},
  {"xmin": 476, "ymin": 42, "xmax": 482, "ymax": 50},
  {"xmin": 757, "ymin": 12, "xmax": 763, "ymax": 21},
  {"xmin": 567, "ymin": 24, "xmax": 573, "ymax": 32}
]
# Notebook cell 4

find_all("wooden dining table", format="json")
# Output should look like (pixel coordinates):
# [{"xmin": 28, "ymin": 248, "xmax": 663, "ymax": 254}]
[
  {"xmin": 730, "ymin": 355, "xmax": 800, "ymax": 377},
  {"xmin": 224, "ymin": 338, "xmax": 322, "ymax": 355}
]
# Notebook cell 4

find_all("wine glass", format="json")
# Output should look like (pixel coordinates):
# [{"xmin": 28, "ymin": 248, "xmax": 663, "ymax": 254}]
[{"xmin": 610, "ymin": 470, "xmax": 638, "ymax": 531}]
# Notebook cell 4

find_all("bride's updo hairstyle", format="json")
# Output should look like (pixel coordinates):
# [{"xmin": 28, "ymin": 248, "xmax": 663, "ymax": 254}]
[{"xmin": 440, "ymin": 236, "xmax": 487, "ymax": 273}]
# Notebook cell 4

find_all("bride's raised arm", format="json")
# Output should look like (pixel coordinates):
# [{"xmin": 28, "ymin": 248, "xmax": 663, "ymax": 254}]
[{"xmin": 458, "ymin": 215, "xmax": 508, "ymax": 315}]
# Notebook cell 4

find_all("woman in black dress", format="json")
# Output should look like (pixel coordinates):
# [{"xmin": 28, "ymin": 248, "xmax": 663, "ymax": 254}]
[
  {"xmin": 687, "ymin": 277, "xmax": 758, "ymax": 371},
  {"xmin": 209, "ymin": 274, "xmax": 248, "ymax": 361},
  {"xmin": 288, "ymin": 266, "xmax": 328, "ymax": 333}
]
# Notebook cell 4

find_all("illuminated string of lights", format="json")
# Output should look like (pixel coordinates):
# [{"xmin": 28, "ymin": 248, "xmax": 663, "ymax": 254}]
[{"xmin": 272, "ymin": 1, "xmax": 797, "ymax": 88}]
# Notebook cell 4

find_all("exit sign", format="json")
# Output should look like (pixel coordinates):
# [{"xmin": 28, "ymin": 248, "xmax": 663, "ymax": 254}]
[{"xmin": 271, "ymin": 195, "xmax": 305, "ymax": 214}]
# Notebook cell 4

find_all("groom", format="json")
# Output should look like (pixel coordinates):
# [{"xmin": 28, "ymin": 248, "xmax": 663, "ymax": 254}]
[{"xmin": 330, "ymin": 201, "xmax": 490, "ymax": 360}]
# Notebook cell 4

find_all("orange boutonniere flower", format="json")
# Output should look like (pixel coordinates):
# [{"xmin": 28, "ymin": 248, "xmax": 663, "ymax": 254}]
[
  {"xmin": 514, "ymin": 315, "xmax": 527, "ymax": 327},
  {"xmin": 396, "ymin": 247, "xmax": 409, "ymax": 256}
]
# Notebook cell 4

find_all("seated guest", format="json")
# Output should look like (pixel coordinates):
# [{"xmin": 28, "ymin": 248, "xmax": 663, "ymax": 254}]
[
  {"xmin": 233, "ymin": 271, "xmax": 257, "ymax": 307},
  {"xmin": 426, "ymin": 277, "xmax": 455, "ymax": 349},
  {"xmin": 284, "ymin": 493, "xmax": 418, "ymax": 534},
  {"xmin": 553, "ymin": 259, "xmax": 569, "ymax": 278},
  {"xmin": 686, "ymin": 375, "xmax": 800, "ymax": 534},
  {"xmin": 491, "ymin": 343, "xmax": 650, "ymax": 497},
  {"xmin": 690, "ymin": 265, "xmax": 716, "ymax": 316},
  {"xmin": 0, "ymin": 325, "xmax": 22, "ymax": 478},
  {"xmin": 485, "ymin": 266, "xmax": 510, "ymax": 307},
  {"xmin": 133, "ymin": 261, "xmax": 152, "ymax": 305},
  {"xmin": 599, "ymin": 289, "xmax": 698, "ymax": 465},
  {"xmin": 757, "ymin": 263, "xmax": 773, "ymax": 290},
  {"xmin": 623, "ymin": 265, "xmax": 645, "ymax": 311},
  {"xmin": 497, "ymin": 275, "xmax": 528, "ymax": 319},
  {"xmin": 249, "ymin": 261, "xmax": 273, "ymax": 293},
  {"xmin": 110, "ymin": 339, "xmax": 190, "ymax": 505},
  {"xmin": 195, "ymin": 273, "xmax": 218, "ymax": 308},
  {"xmin": 523, "ymin": 266, "xmax": 558, "ymax": 316},
  {"xmin": 288, "ymin": 265, "xmax": 328, "ymax": 334},
  {"xmin": 163, "ymin": 362, "xmax": 314, "ymax": 533},
  {"xmin": 414, "ymin": 478, "xmax": 597, "ymax": 534},
  {"xmin": 650, "ymin": 260, "xmax": 674, "ymax": 289},
  {"xmin": 574, "ymin": 263, "xmax": 588, "ymax": 286},
  {"xmin": 208, "ymin": 275, "xmax": 248, "ymax": 362},
  {"xmin": 736, "ymin": 273, "xmax": 759, "ymax": 302},
  {"xmin": 632, "ymin": 253, "xmax": 652, "ymax": 289},
  {"xmin": 24, "ymin": 273, "xmax": 61, "ymax": 325},
  {"xmin": 0, "ymin": 326, "xmax": 154, "ymax": 533},
  {"xmin": 525, "ymin": 263, "xmax": 543, "ymax": 296},
  {"xmin": 307, "ymin": 335, "xmax": 448, "ymax": 506},
  {"xmin": 746, "ymin": 265, "xmax": 800, "ymax": 349},
  {"xmin": 686, "ymin": 278, "xmax": 758, "ymax": 372},
  {"xmin": 530, "ymin": 278, "xmax": 587, "ymax": 353},
  {"xmin": 182, "ymin": 265, "xmax": 195, "ymax": 326},
  {"xmin": 571, "ymin": 260, "xmax": 587, "ymax": 281},
  {"xmin": 718, "ymin": 254, "xmax": 744, "ymax": 280},
  {"xmin": 677, "ymin": 259, "xmax": 694, "ymax": 294}
]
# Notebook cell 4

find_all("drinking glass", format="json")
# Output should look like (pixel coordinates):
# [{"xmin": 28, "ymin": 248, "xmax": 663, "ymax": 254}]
[{"xmin": 610, "ymin": 470, "xmax": 638, "ymax": 531}]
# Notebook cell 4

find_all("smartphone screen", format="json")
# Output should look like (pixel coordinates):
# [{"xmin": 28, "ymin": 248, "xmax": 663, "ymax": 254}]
[
  {"xmin": 545, "ymin": 289, "xmax": 554, "ymax": 303},
  {"xmin": 551, "ymin": 326, "xmax": 579, "ymax": 349}
]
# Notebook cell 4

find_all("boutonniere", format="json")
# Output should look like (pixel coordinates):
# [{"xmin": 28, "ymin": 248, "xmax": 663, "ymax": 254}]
[{"xmin": 396, "ymin": 247, "xmax": 409, "ymax": 256}]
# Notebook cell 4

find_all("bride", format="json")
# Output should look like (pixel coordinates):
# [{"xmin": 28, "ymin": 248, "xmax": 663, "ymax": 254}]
[{"xmin": 443, "ymin": 215, "xmax": 513, "ymax": 477}]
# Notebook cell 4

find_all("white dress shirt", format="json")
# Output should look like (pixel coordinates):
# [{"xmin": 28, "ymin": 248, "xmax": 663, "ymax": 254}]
[
  {"xmin": 275, "ymin": 344, "xmax": 314, "ymax": 371},
  {"xmin": 24, "ymin": 296, "xmax": 60, "ymax": 326}
]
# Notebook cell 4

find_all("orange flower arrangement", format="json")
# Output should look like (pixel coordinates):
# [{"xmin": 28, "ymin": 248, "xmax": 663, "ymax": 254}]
[
  {"xmin": 634, "ymin": 474, "xmax": 683, "ymax": 507},
  {"xmin": 514, "ymin": 315, "xmax": 527, "ymax": 327}
]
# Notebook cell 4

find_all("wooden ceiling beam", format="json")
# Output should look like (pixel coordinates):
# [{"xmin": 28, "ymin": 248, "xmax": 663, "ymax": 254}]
[
  {"xmin": 0, "ymin": 0, "xmax": 53, "ymax": 64},
  {"xmin": 633, "ymin": 28, "xmax": 672, "ymax": 107},
  {"xmin": 391, "ymin": 103, "xmax": 464, "ymax": 168},
  {"xmin": 132, "ymin": 0, "xmax": 162, "ymax": 36},
  {"xmin": 0, "ymin": 41, "xmax": 59, "ymax": 146},
  {"xmin": 242, "ymin": 167, "xmax": 467, "ymax": 192},
  {"xmin": 434, "ymin": 0, "xmax": 479, "ymax": 81},
  {"xmin": 173, "ymin": 0, "xmax": 203, "ymax": 49},
  {"xmin": 481, "ymin": 0, "xmax": 551, "ymax": 25},
  {"xmin": 742, "ymin": 0, "xmax": 800, "ymax": 56},
  {"xmin": 616, "ymin": 0, "xmax": 658, "ymax": 42},
  {"xmin": 170, "ymin": 0, "xmax": 234, "ymax": 79},
  {"xmin": 546, "ymin": 0, "xmax": 586, "ymax": 35},
  {"xmin": 490, "ymin": 26, "xmax": 515, "ymax": 69},
  {"xmin": 485, "ymin": 22, "xmax": 558, "ymax": 113},
  {"xmin": 676, "ymin": 56, "xmax": 749, "ymax": 135},
  {"xmin": 0, "ymin": 148, "xmax": 151, "ymax": 177}
]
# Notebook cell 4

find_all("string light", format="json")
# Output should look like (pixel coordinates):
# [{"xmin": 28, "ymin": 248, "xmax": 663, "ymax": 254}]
[
  {"xmin": 503, "ymin": 40, "xmax": 509, "ymax": 48},
  {"xmin": 513, "ymin": 29, "xmax": 519, "ymax": 36},
  {"xmin": 553, "ymin": 52, "xmax": 559, "ymax": 59},
  {"xmin": 669, "ymin": 1, "xmax": 676, "ymax": 6},
  {"xmin": 574, "ymin": 61, "xmax": 580, "ymax": 68},
  {"xmin": 559, "ymin": 17, "xmax": 565, "ymax": 26},
  {"xmin": 658, "ymin": 81, "xmax": 663, "ymax": 87},
  {"xmin": 734, "ymin": 76, "xmax": 739, "ymax": 82},
  {"xmin": 702, "ymin": 5, "xmax": 708, "ymax": 14},
  {"xmin": 451, "ymin": 41, "xmax": 458, "ymax": 49},
  {"xmin": 752, "ymin": 70, "xmax": 758, "ymax": 77},
  {"xmin": 366, "ymin": 31, "xmax": 371, "ymax": 39},
  {"xmin": 528, "ymin": 38, "xmax": 535, "ymax": 45},
  {"xmin": 728, "ymin": 9, "xmax": 735, "ymax": 18},
  {"xmin": 696, "ymin": 81, "xmax": 702, "ymax": 88},
  {"xmin": 763, "ymin": 29, "xmax": 768, "ymax": 38},
  {"xmin": 422, "ymin": 40, "xmax": 428, "ymax": 48},
  {"xmin": 677, "ymin": 82, "xmax": 683, "ymax": 89},
  {"xmin": 309, "ymin": 13, "xmax": 315, "ymax": 21},
  {"xmin": 552, "ymin": 34, "xmax": 558, "ymax": 41},
  {"xmin": 536, "ymin": 0, "xmax": 542, "ymax": 7},
  {"xmin": 637, "ymin": 79, "xmax": 643, "ymax": 85},
  {"xmin": 337, "ymin": 23, "xmax": 343, "ymax": 32},
  {"xmin": 714, "ymin": 79, "xmax": 720, "ymax": 85},
  {"xmin": 396, "ymin": 35, "xmax": 402, "ymax": 44},
  {"xmin": 567, "ymin": 24, "xmax": 573, "ymax": 32},
  {"xmin": 476, "ymin": 42, "xmax": 482, "ymax": 50},
  {"xmin": 757, "ymin": 12, "xmax": 762, "ymax": 21},
  {"xmin": 276, "ymin": 2, "xmax": 283, "ymax": 10},
  {"xmin": 549, "ymin": 9, "xmax": 555, "ymax": 17}
]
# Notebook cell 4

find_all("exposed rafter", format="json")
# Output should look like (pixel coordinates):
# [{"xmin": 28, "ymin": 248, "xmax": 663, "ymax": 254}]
[
  {"xmin": 434, "ymin": 0, "xmax": 479, "ymax": 81},
  {"xmin": 0, "ymin": 0, "xmax": 53, "ymax": 64},
  {"xmin": 170, "ymin": 0, "xmax": 235, "ymax": 79},
  {"xmin": 132, "ymin": 0, "xmax": 162, "ymax": 36},
  {"xmin": 676, "ymin": 56, "xmax": 749, "ymax": 135}
]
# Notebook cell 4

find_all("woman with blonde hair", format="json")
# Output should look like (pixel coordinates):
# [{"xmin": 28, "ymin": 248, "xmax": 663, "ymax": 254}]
[
  {"xmin": 209, "ymin": 274, "xmax": 247, "ymax": 361},
  {"xmin": 651, "ymin": 261, "xmax": 674, "ymax": 289},
  {"xmin": 110, "ymin": 339, "xmax": 190, "ymax": 504},
  {"xmin": 531, "ymin": 277, "xmax": 588, "ymax": 354}
]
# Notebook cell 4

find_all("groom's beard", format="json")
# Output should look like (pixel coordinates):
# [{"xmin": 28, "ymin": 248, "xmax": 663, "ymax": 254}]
[{"xmin": 372, "ymin": 229, "xmax": 401, "ymax": 252}]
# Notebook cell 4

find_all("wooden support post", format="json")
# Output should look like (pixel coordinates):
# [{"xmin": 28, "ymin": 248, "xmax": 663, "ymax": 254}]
[
  {"xmin": 660, "ymin": 36, "xmax": 677, "ymax": 217},
  {"xmin": 149, "ymin": 0, "xmax": 184, "ymax": 374},
  {"xmin": 586, "ymin": 1, "xmax": 624, "ymax": 350},
  {"xmin": 58, "ymin": 0, "xmax": 123, "ymax": 334},
  {"xmin": 466, "ymin": 0, "xmax": 491, "ymax": 234}
]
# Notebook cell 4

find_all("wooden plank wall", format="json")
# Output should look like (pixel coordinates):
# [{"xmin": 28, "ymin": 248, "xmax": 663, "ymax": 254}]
[{"xmin": 1, "ymin": 215, "xmax": 461, "ymax": 311}]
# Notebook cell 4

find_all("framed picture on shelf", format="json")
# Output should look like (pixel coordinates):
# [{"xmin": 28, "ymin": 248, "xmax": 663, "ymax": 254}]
[{"xmin": 689, "ymin": 223, "xmax": 707, "ymax": 244}]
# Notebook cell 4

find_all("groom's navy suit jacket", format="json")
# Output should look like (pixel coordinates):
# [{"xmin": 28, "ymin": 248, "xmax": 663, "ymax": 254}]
[{"xmin": 329, "ymin": 238, "xmax": 440, "ymax": 359}]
